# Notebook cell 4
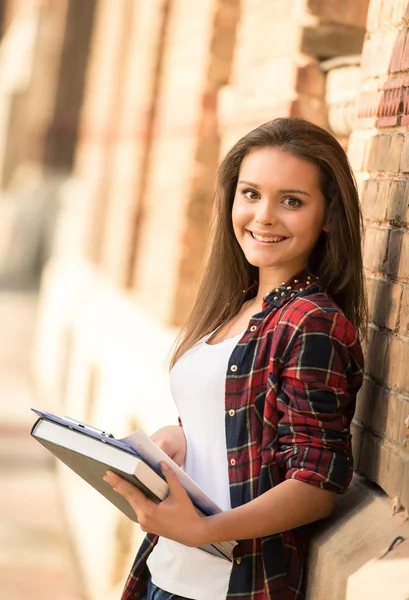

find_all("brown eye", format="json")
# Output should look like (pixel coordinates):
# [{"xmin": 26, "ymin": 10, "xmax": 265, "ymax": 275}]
[
  {"xmin": 243, "ymin": 189, "xmax": 259, "ymax": 200},
  {"xmin": 283, "ymin": 196, "xmax": 302, "ymax": 208}
]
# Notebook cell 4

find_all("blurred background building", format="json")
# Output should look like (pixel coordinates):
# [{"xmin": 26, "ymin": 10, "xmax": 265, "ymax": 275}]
[{"xmin": 0, "ymin": 0, "xmax": 409, "ymax": 599}]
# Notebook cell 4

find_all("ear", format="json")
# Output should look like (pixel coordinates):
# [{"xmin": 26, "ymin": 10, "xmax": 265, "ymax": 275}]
[{"xmin": 323, "ymin": 223, "xmax": 330, "ymax": 232}]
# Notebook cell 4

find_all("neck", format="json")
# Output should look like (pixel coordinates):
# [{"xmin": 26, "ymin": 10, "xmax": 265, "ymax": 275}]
[{"xmin": 253, "ymin": 265, "xmax": 307, "ymax": 304}]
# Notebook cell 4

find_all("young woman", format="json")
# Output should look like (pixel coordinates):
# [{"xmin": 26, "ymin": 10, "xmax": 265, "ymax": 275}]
[{"xmin": 104, "ymin": 118, "xmax": 366, "ymax": 600}]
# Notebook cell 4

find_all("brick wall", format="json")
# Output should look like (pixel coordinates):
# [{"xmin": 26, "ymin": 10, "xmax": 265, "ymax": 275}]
[
  {"xmin": 218, "ymin": 0, "xmax": 369, "ymax": 152},
  {"xmin": 26, "ymin": 0, "xmax": 409, "ymax": 597},
  {"xmin": 349, "ymin": 0, "xmax": 409, "ymax": 511},
  {"xmin": 0, "ymin": 0, "xmax": 94, "ymax": 188},
  {"xmin": 98, "ymin": 0, "xmax": 169, "ymax": 286},
  {"xmin": 131, "ymin": 0, "xmax": 240, "ymax": 325},
  {"xmin": 74, "ymin": 0, "xmax": 133, "ymax": 263}
]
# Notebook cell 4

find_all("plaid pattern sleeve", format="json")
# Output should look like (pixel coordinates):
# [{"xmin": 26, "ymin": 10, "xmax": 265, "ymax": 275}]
[{"xmin": 273, "ymin": 302, "xmax": 363, "ymax": 493}]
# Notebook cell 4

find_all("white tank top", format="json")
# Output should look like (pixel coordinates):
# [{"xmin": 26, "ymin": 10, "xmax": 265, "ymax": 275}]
[{"xmin": 147, "ymin": 330, "xmax": 243, "ymax": 600}]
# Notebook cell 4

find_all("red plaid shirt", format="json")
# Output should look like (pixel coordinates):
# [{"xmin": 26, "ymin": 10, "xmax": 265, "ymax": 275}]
[{"xmin": 121, "ymin": 269, "xmax": 364, "ymax": 600}]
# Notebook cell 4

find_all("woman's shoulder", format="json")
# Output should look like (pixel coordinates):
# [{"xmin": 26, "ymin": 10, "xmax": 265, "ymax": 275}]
[{"xmin": 267, "ymin": 289, "xmax": 359, "ymax": 346}]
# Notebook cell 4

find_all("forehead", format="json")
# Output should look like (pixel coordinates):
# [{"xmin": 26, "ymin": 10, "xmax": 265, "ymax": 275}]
[{"xmin": 238, "ymin": 147, "xmax": 321, "ymax": 190}]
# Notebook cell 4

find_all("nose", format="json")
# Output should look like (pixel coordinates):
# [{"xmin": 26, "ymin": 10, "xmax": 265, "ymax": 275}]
[{"xmin": 255, "ymin": 199, "xmax": 277, "ymax": 226}]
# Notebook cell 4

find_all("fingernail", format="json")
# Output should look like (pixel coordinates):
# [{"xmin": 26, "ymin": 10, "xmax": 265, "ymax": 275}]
[{"xmin": 161, "ymin": 461, "xmax": 170, "ymax": 472}]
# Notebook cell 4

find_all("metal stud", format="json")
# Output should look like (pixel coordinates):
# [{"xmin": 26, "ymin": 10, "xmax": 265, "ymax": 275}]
[
  {"xmin": 290, "ymin": 292, "xmax": 295, "ymax": 297},
  {"xmin": 294, "ymin": 279, "xmax": 299, "ymax": 283},
  {"xmin": 299, "ymin": 287, "xmax": 304, "ymax": 291},
  {"xmin": 274, "ymin": 296, "xmax": 278, "ymax": 301},
  {"xmin": 281, "ymin": 292, "xmax": 286, "ymax": 297},
  {"xmin": 286, "ymin": 286, "xmax": 291, "ymax": 290}
]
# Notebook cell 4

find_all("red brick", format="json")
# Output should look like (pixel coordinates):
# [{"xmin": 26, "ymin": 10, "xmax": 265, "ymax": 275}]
[
  {"xmin": 400, "ymin": 30, "xmax": 409, "ymax": 70},
  {"xmin": 392, "ymin": 0, "xmax": 409, "ymax": 27},
  {"xmin": 386, "ymin": 282, "xmax": 403, "ymax": 330},
  {"xmin": 371, "ymin": 388, "xmax": 389, "ymax": 436},
  {"xmin": 360, "ymin": 37, "xmax": 379, "ymax": 79},
  {"xmin": 364, "ymin": 0, "xmax": 383, "ymax": 33},
  {"xmin": 385, "ymin": 336, "xmax": 409, "ymax": 390},
  {"xmin": 397, "ymin": 231, "xmax": 409, "ymax": 281},
  {"xmin": 389, "ymin": 28, "xmax": 407, "ymax": 73},
  {"xmin": 384, "ymin": 447, "xmax": 405, "ymax": 498},
  {"xmin": 357, "ymin": 89, "xmax": 380, "ymax": 120},
  {"xmin": 362, "ymin": 30, "xmax": 397, "ymax": 78},
  {"xmin": 351, "ymin": 421, "xmax": 363, "ymax": 469},
  {"xmin": 399, "ymin": 287, "xmax": 409, "ymax": 332},
  {"xmin": 400, "ymin": 133, "xmax": 409, "ymax": 172},
  {"xmin": 364, "ymin": 135, "xmax": 384, "ymax": 172},
  {"xmin": 365, "ymin": 326, "xmax": 389, "ymax": 383},
  {"xmin": 385, "ymin": 393, "xmax": 409, "ymax": 446},
  {"xmin": 402, "ymin": 459, "xmax": 409, "ymax": 509},
  {"xmin": 387, "ymin": 229, "xmax": 403, "ymax": 277},
  {"xmin": 380, "ymin": 0, "xmax": 395, "ymax": 26},
  {"xmin": 386, "ymin": 179, "xmax": 408, "ymax": 225},
  {"xmin": 359, "ymin": 434, "xmax": 405, "ymax": 498},
  {"xmin": 347, "ymin": 133, "xmax": 368, "ymax": 172},
  {"xmin": 358, "ymin": 433, "xmax": 387, "ymax": 483},
  {"xmin": 365, "ymin": 276, "xmax": 376, "ymax": 316},
  {"xmin": 355, "ymin": 378, "xmax": 386, "ymax": 435},
  {"xmin": 354, "ymin": 377, "xmax": 374, "ymax": 425},
  {"xmin": 386, "ymin": 134, "xmax": 405, "ymax": 171},
  {"xmin": 369, "ymin": 277, "xmax": 402, "ymax": 330},
  {"xmin": 362, "ymin": 178, "xmax": 389, "ymax": 221},
  {"xmin": 363, "ymin": 227, "xmax": 389, "ymax": 273}
]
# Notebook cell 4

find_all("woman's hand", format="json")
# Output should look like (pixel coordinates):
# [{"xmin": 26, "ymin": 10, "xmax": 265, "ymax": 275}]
[
  {"xmin": 103, "ymin": 464, "xmax": 206, "ymax": 546},
  {"xmin": 150, "ymin": 425, "xmax": 187, "ymax": 466}
]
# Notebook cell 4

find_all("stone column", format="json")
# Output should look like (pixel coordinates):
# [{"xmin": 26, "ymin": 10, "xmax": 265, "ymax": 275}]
[
  {"xmin": 0, "ymin": 0, "xmax": 95, "ymax": 185},
  {"xmin": 131, "ymin": 0, "xmax": 240, "ymax": 325},
  {"xmin": 73, "ymin": 0, "xmax": 134, "ymax": 264},
  {"xmin": 0, "ymin": 0, "xmax": 95, "ymax": 283},
  {"xmin": 98, "ymin": 0, "xmax": 169, "ymax": 287}
]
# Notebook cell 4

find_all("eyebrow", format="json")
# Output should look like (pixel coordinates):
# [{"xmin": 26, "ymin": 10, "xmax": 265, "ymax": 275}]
[{"xmin": 238, "ymin": 180, "xmax": 311, "ymax": 197}]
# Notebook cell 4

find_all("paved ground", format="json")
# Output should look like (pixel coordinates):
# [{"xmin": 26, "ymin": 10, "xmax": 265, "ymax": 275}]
[{"xmin": 0, "ymin": 289, "xmax": 86, "ymax": 600}]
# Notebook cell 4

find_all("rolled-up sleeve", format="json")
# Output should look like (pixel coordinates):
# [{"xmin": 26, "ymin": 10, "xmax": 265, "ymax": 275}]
[{"xmin": 275, "ymin": 309, "xmax": 364, "ymax": 493}]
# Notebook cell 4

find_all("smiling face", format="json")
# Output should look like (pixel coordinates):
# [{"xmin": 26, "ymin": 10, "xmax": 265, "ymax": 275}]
[{"xmin": 232, "ymin": 147, "xmax": 327, "ymax": 284}]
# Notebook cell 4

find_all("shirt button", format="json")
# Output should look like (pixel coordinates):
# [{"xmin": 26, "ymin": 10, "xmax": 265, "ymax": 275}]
[
  {"xmin": 250, "ymin": 325, "xmax": 257, "ymax": 332},
  {"xmin": 230, "ymin": 365, "xmax": 238, "ymax": 372},
  {"xmin": 235, "ymin": 557, "xmax": 241, "ymax": 564},
  {"xmin": 230, "ymin": 458, "xmax": 236, "ymax": 466},
  {"xmin": 228, "ymin": 409, "xmax": 235, "ymax": 417}
]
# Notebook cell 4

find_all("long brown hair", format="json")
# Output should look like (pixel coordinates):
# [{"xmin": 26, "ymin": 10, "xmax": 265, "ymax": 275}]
[{"xmin": 170, "ymin": 117, "xmax": 367, "ymax": 368}]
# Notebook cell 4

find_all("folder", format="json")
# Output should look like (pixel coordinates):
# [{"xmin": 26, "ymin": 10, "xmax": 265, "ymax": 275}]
[{"xmin": 30, "ymin": 408, "xmax": 237, "ymax": 561}]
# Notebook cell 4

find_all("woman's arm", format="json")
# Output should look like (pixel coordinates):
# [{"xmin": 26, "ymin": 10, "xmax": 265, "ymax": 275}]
[
  {"xmin": 103, "ymin": 465, "xmax": 334, "ymax": 546},
  {"xmin": 194, "ymin": 478, "xmax": 335, "ymax": 544}
]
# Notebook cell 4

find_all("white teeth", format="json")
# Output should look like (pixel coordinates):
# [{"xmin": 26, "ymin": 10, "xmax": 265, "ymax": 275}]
[{"xmin": 252, "ymin": 232, "xmax": 285, "ymax": 243}]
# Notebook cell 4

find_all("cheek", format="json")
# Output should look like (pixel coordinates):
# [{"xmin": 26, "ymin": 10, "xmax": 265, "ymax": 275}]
[{"xmin": 290, "ymin": 208, "xmax": 326, "ymax": 241}]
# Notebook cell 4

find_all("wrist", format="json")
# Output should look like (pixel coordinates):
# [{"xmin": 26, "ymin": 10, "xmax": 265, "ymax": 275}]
[
  {"xmin": 189, "ymin": 514, "xmax": 213, "ymax": 547},
  {"xmin": 192, "ymin": 513, "xmax": 221, "ymax": 547}
]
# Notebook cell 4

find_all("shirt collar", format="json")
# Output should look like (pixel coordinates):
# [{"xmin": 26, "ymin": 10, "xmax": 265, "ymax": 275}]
[{"xmin": 262, "ymin": 268, "xmax": 320, "ymax": 310}]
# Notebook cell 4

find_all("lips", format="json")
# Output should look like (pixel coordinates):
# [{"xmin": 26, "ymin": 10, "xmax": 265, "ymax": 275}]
[{"xmin": 248, "ymin": 230, "xmax": 289, "ymax": 244}]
